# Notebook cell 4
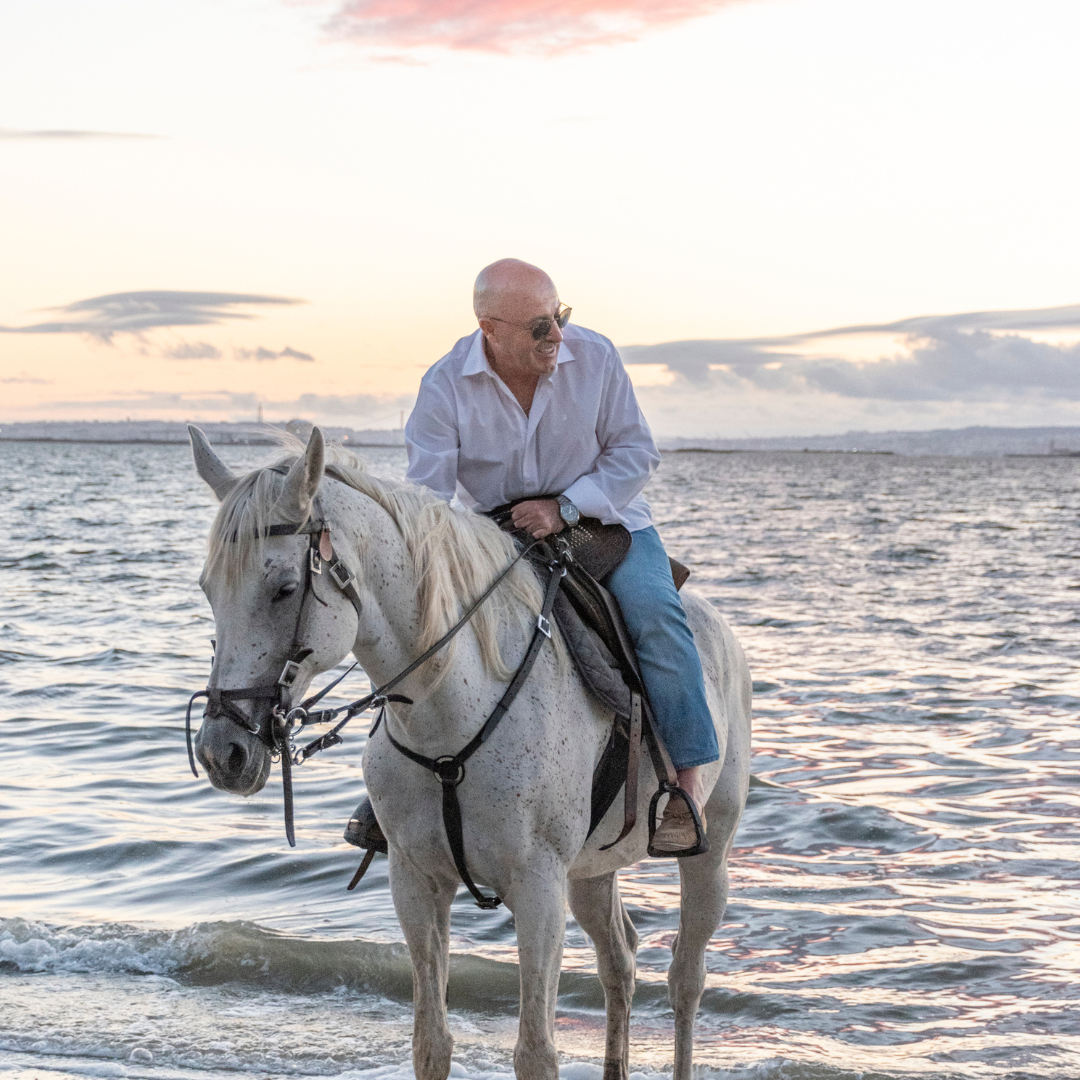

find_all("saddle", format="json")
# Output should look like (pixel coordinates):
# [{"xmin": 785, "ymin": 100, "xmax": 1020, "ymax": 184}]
[
  {"xmin": 541, "ymin": 535, "xmax": 692, "ymax": 849},
  {"xmin": 345, "ymin": 507, "xmax": 706, "ymax": 866}
]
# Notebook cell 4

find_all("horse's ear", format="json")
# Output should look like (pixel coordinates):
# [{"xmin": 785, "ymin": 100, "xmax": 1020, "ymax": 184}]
[
  {"xmin": 275, "ymin": 426, "xmax": 325, "ymax": 522},
  {"xmin": 189, "ymin": 425, "xmax": 238, "ymax": 501}
]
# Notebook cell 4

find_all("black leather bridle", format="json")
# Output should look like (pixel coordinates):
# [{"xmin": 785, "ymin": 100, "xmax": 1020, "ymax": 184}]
[
  {"xmin": 185, "ymin": 483, "xmax": 368, "ymax": 845},
  {"xmin": 186, "ymin": 469, "xmax": 566, "ymax": 906}
]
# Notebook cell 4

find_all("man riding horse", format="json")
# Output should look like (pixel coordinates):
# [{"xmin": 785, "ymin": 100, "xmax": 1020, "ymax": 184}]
[{"xmin": 404, "ymin": 258, "xmax": 718, "ymax": 853}]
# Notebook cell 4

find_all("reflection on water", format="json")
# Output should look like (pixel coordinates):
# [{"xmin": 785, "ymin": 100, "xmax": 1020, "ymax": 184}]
[{"xmin": 1, "ymin": 442, "xmax": 1079, "ymax": 1078}]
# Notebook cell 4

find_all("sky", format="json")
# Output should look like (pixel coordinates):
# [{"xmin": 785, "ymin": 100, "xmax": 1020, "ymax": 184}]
[{"xmin": 1, "ymin": 0, "xmax": 1079, "ymax": 437}]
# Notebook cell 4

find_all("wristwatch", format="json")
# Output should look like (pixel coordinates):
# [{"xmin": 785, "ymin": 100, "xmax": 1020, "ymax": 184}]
[{"xmin": 557, "ymin": 495, "xmax": 581, "ymax": 528}]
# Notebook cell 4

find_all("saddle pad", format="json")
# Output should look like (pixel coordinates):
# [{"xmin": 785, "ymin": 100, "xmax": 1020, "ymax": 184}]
[
  {"xmin": 549, "ymin": 590, "xmax": 633, "ymax": 837},
  {"xmin": 553, "ymin": 590, "xmax": 632, "ymax": 721}
]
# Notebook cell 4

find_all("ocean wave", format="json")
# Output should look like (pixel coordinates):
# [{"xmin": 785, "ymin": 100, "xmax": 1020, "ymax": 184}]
[
  {"xmin": 0, "ymin": 919, "xmax": 791, "ymax": 1021},
  {"xmin": 0, "ymin": 919, "xmax": 589, "ymax": 1011},
  {"xmin": 0, "ymin": 919, "xmax": 415, "ymax": 997}
]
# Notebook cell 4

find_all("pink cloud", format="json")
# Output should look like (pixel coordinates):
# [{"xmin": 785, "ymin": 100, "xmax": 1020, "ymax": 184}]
[{"xmin": 327, "ymin": 0, "xmax": 740, "ymax": 54}]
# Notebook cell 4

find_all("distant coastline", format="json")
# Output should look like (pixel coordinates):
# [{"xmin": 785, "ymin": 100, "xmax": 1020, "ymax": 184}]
[
  {"xmin": 0, "ymin": 420, "xmax": 406, "ymax": 448},
  {"xmin": 3, "ymin": 421, "xmax": 1080, "ymax": 457},
  {"xmin": 657, "ymin": 425, "xmax": 1080, "ymax": 457}
]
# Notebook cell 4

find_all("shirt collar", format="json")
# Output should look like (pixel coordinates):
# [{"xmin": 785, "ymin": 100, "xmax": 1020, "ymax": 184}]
[{"xmin": 461, "ymin": 328, "xmax": 577, "ymax": 377}]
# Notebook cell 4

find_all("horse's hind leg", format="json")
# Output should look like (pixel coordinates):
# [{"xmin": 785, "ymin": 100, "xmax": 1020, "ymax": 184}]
[
  {"xmin": 568, "ymin": 872, "xmax": 638, "ymax": 1080},
  {"xmin": 669, "ymin": 783, "xmax": 743, "ymax": 1080},
  {"xmin": 388, "ymin": 853, "xmax": 458, "ymax": 1080}
]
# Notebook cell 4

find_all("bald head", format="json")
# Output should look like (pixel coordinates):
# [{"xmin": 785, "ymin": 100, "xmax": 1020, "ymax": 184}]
[{"xmin": 473, "ymin": 259, "xmax": 557, "ymax": 320}]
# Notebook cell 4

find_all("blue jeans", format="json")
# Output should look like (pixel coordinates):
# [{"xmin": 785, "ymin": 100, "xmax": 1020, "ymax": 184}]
[{"xmin": 603, "ymin": 526, "xmax": 719, "ymax": 770}]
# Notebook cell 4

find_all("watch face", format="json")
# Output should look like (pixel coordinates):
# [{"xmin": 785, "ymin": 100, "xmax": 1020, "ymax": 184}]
[{"xmin": 560, "ymin": 502, "xmax": 580, "ymax": 525}]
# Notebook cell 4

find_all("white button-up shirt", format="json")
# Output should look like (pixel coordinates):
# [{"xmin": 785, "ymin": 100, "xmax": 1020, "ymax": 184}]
[{"xmin": 405, "ymin": 324, "xmax": 660, "ymax": 532}]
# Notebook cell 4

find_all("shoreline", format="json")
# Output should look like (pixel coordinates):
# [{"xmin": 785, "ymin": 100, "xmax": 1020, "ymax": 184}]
[{"xmin": 0, "ymin": 436, "xmax": 403, "ymax": 447}]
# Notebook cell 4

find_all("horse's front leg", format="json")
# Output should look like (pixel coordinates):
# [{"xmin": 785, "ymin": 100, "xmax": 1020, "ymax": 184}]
[
  {"xmin": 388, "ymin": 852, "xmax": 458, "ymax": 1080},
  {"xmin": 504, "ymin": 857, "xmax": 568, "ymax": 1080}
]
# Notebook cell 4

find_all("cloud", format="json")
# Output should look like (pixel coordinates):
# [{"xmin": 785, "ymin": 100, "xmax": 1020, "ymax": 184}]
[
  {"xmin": 0, "ymin": 128, "xmax": 159, "ymax": 140},
  {"xmin": 163, "ymin": 341, "xmax": 223, "ymax": 360},
  {"xmin": 0, "ymin": 290, "xmax": 303, "ymax": 342},
  {"xmin": 234, "ymin": 345, "xmax": 316, "ymax": 362},
  {"xmin": 162, "ymin": 341, "xmax": 315, "ymax": 362},
  {"xmin": 327, "ymin": 0, "xmax": 740, "ymax": 54},
  {"xmin": 0, "ymin": 373, "xmax": 51, "ymax": 384},
  {"xmin": 620, "ymin": 303, "xmax": 1080, "ymax": 400}
]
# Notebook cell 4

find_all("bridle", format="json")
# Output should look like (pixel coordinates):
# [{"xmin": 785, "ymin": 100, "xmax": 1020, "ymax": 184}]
[
  {"xmin": 186, "ymin": 467, "xmax": 563, "ymax": 903},
  {"xmin": 185, "ymin": 473, "xmax": 369, "ymax": 844}
]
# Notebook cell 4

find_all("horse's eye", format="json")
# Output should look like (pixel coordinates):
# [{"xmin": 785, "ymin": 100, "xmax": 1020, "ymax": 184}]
[{"xmin": 274, "ymin": 581, "xmax": 299, "ymax": 602}]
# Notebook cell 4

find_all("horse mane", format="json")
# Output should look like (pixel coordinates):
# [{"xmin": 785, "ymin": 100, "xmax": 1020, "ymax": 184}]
[{"xmin": 205, "ymin": 436, "xmax": 550, "ymax": 682}]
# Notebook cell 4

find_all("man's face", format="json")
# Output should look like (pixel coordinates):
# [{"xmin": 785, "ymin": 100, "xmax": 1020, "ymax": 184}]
[{"xmin": 482, "ymin": 286, "xmax": 564, "ymax": 378}]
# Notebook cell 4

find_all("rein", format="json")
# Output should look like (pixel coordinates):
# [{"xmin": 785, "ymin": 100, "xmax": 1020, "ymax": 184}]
[{"xmin": 186, "ymin": 469, "xmax": 553, "ymax": 880}]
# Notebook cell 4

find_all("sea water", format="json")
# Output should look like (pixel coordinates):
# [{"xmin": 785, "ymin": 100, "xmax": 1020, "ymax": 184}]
[{"xmin": 1, "ymin": 441, "xmax": 1079, "ymax": 1080}]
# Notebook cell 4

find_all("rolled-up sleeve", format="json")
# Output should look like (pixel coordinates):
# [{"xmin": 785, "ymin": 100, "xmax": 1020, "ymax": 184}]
[
  {"xmin": 561, "ymin": 350, "xmax": 660, "ymax": 525},
  {"xmin": 405, "ymin": 377, "xmax": 460, "ymax": 503}
]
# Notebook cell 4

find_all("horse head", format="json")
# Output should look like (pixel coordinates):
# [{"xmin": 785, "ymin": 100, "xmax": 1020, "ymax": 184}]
[{"xmin": 188, "ymin": 425, "xmax": 360, "ymax": 796}]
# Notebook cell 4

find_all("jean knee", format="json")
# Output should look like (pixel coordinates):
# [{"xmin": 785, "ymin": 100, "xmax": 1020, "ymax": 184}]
[{"xmin": 627, "ymin": 592, "xmax": 694, "ymax": 648}]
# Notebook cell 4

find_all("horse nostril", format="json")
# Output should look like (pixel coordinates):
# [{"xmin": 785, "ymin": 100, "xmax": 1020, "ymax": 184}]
[{"xmin": 227, "ymin": 743, "xmax": 247, "ymax": 773}]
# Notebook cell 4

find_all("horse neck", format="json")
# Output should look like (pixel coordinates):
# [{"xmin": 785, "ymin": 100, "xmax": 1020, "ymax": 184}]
[{"xmin": 333, "ymin": 484, "xmax": 486, "ymax": 741}]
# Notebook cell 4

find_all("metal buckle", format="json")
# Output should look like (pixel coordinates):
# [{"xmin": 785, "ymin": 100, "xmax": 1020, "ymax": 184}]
[
  {"xmin": 278, "ymin": 659, "xmax": 301, "ymax": 686},
  {"xmin": 328, "ymin": 560, "xmax": 353, "ymax": 590},
  {"xmin": 309, "ymin": 548, "xmax": 322, "ymax": 574},
  {"xmin": 434, "ymin": 756, "xmax": 465, "ymax": 786},
  {"xmin": 537, "ymin": 615, "xmax": 551, "ymax": 638},
  {"xmin": 271, "ymin": 708, "xmax": 301, "ymax": 764}
]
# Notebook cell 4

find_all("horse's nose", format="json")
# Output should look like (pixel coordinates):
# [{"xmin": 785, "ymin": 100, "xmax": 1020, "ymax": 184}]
[
  {"xmin": 205, "ymin": 737, "xmax": 247, "ymax": 775},
  {"xmin": 224, "ymin": 739, "xmax": 248, "ymax": 774},
  {"xmin": 194, "ymin": 716, "xmax": 271, "ymax": 795},
  {"xmin": 196, "ymin": 722, "xmax": 249, "ymax": 776}
]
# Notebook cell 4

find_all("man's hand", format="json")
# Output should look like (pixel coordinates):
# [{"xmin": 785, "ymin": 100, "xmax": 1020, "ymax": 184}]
[{"xmin": 510, "ymin": 498, "xmax": 564, "ymax": 539}]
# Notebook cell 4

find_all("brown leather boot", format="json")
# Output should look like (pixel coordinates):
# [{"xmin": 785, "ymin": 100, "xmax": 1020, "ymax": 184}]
[
  {"xmin": 343, "ymin": 797, "xmax": 388, "ymax": 854},
  {"xmin": 649, "ymin": 794, "xmax": 709, "ymax": 856}
]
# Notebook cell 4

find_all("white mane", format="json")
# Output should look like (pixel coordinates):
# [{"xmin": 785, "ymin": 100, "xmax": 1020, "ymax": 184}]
[{"xmin": 206, "ymin": 437, "xmax": 548, "ymax": 681}]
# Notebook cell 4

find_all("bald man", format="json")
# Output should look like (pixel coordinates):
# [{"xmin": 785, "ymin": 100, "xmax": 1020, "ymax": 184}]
[{"xmin": 405, "ymin": 259, "xmax": 718, "ymax": 852}]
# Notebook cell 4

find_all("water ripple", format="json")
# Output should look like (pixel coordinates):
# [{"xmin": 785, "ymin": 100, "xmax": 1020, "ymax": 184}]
[{"xmin": 2, "ymin": 443, "xmax": 1080, "ymax": 1077}]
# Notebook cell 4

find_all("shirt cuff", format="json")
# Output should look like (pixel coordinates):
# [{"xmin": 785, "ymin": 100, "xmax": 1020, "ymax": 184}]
[{"xmin": 562, "ymin": 476, "xmax": 625, "ymax": 526}]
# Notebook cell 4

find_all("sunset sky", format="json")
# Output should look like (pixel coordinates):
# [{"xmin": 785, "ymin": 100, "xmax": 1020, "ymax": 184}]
[{"xmin": 2, "ymin": 0, "xmax": 1079, "ymax": 437}]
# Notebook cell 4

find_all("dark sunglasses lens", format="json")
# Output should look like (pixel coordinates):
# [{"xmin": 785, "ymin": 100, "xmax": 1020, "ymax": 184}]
[
  {"xmin": 531, "ymin": 318, "xmax": 553, "ymax": 341},
  {"xmin": 556, "ymin": 306, "xmax": 571, "ymax": 328}
]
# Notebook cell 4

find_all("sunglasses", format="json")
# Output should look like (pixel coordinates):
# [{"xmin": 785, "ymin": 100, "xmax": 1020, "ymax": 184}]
[{"xmin": 487, "ymin": 303, "xmax": 572, "ymax": 341}]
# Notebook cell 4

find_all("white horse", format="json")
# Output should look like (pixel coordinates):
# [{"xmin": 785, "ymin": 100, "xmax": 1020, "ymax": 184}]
[{"xmin": 189, "ymin": 425, "xmax": 751, "ymax": 1080}]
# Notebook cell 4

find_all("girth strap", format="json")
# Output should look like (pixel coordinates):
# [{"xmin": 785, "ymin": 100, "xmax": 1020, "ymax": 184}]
[{"xmin": 367, "ymin": 554, "xmax": 566, "ymax": 908}]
